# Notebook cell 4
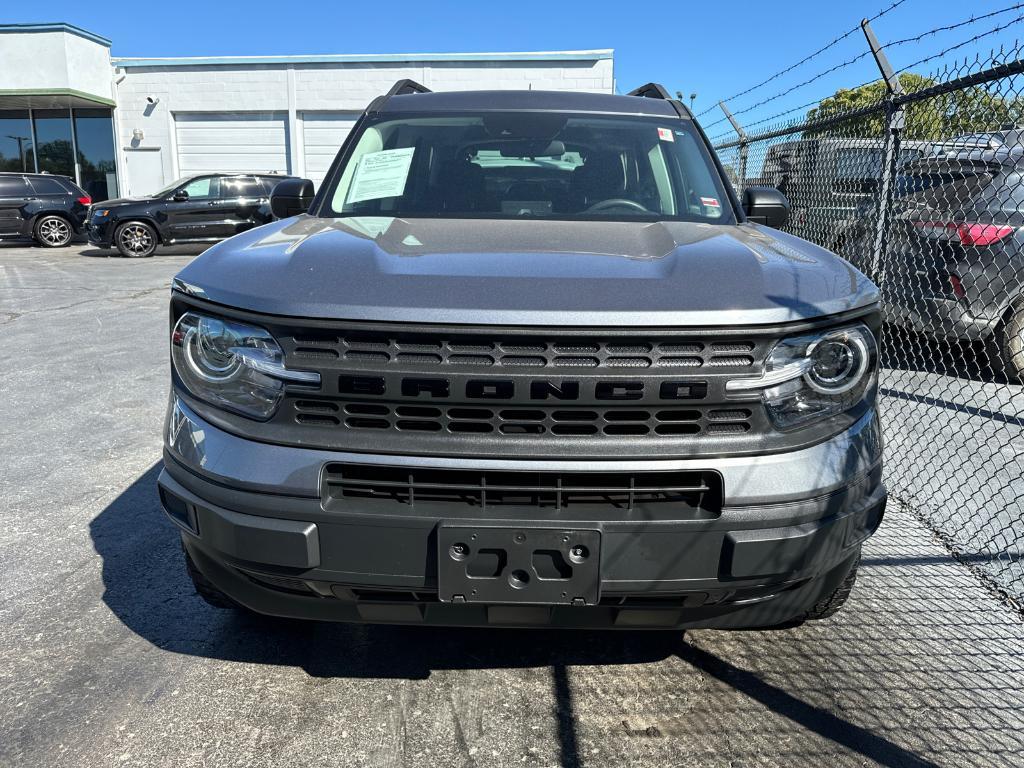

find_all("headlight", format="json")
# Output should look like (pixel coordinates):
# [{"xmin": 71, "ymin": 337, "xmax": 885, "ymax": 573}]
[
  {"xmin": 171, "ymin": 312, "xmax": 319, "ymax": 419},
  {"xmin": 727, "ymin": 323, "xmax": 877, "ymax": 431},
  {"xmin": 94, "ymin": 209, "xmax": 110, "ymax": 217}
]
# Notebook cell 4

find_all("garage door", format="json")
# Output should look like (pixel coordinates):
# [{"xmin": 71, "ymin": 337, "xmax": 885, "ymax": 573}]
[
  {"xmin": 302, "ymin": 112, "xmax": 360, "ymax": 186},
  {"xmin": 175, "ymin": 112, "xmax": 290, "ymax": 176}
]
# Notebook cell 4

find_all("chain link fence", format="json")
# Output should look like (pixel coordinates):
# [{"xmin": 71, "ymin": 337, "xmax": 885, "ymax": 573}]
[{"xmin": 713, "ymin": 41, "xmax": 1024, "ymax": 604}]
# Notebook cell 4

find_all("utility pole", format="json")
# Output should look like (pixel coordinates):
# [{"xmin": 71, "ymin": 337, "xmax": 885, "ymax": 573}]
[
  {"xmin": 862, "ymin": 18, "xmax": 905, "ymax": 283},
  {"xmin": 717, "ymin": 101, "xmax": 748, "ymax": 187}
]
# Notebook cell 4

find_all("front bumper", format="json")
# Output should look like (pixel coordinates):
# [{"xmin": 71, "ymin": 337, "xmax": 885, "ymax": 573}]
[
  {"xmin": 159, "ymin": 396, "xmax": 886, "ymax": 629},
  {"xmin": 86, "ymin": 216, "xmax": 114, "ymax": 247}
]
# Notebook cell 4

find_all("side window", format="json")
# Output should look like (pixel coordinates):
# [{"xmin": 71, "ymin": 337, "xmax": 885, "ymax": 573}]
[
  {"xmin": 28, "ymin": 177, "xmax": 73, "ymax": 195},
  {"xmin": 179, "ymin": 177, "xmax": 218, "ymax": 200},
  {"xmin": 0, "ymin": 176, "xmax": 32, "ymax": 196},
  {"xmin": 219, "ymin": 176, "xmax": 264, "ymax": 198}
]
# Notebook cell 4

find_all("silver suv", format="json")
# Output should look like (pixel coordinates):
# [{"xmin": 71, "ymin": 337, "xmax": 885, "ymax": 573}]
[{"xmin": 157, "ymin": 82, "xmax": 885, "ymax": 629}]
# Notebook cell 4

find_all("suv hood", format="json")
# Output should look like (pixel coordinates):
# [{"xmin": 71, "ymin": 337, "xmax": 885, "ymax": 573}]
[
  {"xmin": 173, "ymin": 216, "xmax": 878, "ymax": 326},
  {"xmin": 101, "ymin": 195, "xmax": 157, "ymax": 207}
]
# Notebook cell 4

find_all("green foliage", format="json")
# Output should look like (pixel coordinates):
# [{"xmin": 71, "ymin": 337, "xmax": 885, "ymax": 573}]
[{"xmin": 805, "ymin": 72, "xmax": 1024, "ymax": 140}]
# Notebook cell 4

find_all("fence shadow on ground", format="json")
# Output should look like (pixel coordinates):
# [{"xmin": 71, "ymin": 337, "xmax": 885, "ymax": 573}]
[{"xmin": 90, "ymin": 464, "xmax": 1024, "ymax": 767}]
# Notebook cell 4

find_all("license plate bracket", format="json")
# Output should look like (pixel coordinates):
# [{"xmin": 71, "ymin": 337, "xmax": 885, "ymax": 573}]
[{"xmin": 437, "ymin": 525, "xmax": 601, "ymax": 605}]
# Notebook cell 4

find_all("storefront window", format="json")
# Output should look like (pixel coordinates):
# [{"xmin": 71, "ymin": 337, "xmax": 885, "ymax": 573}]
[
  {"xmin": 74, "ymin": 109, "xmax": 118, "ymax": 201},
  {"xmin": 0, "ymin": 110, "xmax": 35, "ymax": 173},
  {"xmin": 33, "ymin": 110, "xmax": 76, "ymax": 179}
]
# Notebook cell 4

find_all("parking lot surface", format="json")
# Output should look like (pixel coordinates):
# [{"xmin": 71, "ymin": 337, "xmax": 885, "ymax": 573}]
[{"xmin": 2, "ymin": 243, "xmax": 1024, "ymax": 768}]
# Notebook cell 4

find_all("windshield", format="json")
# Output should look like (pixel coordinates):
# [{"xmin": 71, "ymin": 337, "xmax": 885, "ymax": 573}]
[
  {"xmin": 151, "ymin": 177, "xmax": 194, "ymax": 197},
  {"xmin": 320, "ymin": 112, "xmax": 733, "ymax": 223}
]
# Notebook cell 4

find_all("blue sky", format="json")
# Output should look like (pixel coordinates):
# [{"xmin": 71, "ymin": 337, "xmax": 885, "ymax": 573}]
[{"xmin": 13, "ymin": 0, "xmax": 1024, "ymax": 138}]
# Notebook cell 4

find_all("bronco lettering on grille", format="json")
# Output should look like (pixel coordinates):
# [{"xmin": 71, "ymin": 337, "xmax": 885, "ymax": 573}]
[{"xmin": 340, "ymin": 376, "xmax": 709, "ymax": 401}]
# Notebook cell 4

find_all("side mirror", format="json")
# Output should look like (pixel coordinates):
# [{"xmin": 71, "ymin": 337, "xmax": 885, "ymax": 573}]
[
  {"xmin": 270, "ymin": 178, "xmax": 315, "ymax": 219},
  {"xmin": 172, "ymin": 190, "xmax": 189, "ymax": 202},
  {"xmin": 742, "ymin": 186, "xmax": 790, "ymax": 228}
]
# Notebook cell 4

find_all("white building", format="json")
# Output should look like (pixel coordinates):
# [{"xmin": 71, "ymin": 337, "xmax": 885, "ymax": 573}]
[{"xmin": 0, "ymin": 23, "xmax": 614, "ymax": 199}]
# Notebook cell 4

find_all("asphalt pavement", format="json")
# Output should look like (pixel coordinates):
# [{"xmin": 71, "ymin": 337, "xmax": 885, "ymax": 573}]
[{"xmin": 1, "ymin": 243, "xmax": 1023, "ymax": 768}]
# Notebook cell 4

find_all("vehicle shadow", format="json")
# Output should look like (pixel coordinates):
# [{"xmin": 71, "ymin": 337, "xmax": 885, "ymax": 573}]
[
  {"xmin": 79, "ymin": 244, "xmax": 211, "ymax": 258},
  {"xmin": 90, "ymin": 464, "xmax": 681, "ymax": 680},
  {"xmin": 91, "ymin": 463, "xmax": 953, "ymax": 768}
]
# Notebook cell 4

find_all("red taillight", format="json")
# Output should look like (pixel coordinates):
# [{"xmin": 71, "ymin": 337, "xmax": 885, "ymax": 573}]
[
  {"xmin": 957, "ymin": 223, "xmax": 1014, "ymax": 246},
  {"xmin": 914, "ymin": 220, "xmax": 1014, "ymax": 246},
  {"xmin": 77, "ymin": 196, "xmax": 92, "ymax": 205}
]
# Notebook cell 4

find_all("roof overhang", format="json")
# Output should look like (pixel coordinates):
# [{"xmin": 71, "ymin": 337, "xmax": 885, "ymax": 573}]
[
  {"xmin": 0, "ymin": 24, "xmax": 113, "ymax": 108},
  {"xmin": 0, "ymin": 89, "xmax": 115, "ymax": 110},
  {"xmin": 0, "ymin": 23, "xmax": 111, "ymax": 47}
]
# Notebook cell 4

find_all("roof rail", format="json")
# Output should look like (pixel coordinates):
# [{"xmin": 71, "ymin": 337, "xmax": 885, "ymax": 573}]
[
  {"xmin": 385, "ymin": 79, "xmax": 432, "ymax": 97},
  {"xmin": 627, "ymin": 83, "xmax": 672, "ymax": 100}
]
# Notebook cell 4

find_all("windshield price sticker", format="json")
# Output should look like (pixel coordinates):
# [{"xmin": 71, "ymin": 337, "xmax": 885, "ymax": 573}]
[{"xmin": 347, "ymin": 147, "xmax": 416, "ymax": 204}]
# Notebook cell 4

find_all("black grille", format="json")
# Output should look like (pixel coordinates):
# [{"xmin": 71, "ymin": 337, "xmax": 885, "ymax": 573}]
[
  {"xmin": 323, "ymin": 464, "xmax": 722, "ymax": 515},
  {"xmin": 294, "ymin": 399, "xmax": 752, "ymax": 438},
  {"xmin": 260, "ymin": 320, "xmax": 783, "ymax": 456},
  {"xmin": 285, "ymin": 332, "xmax": 757, "ymax": 371},
  {"xmin": 167, "ymin": 296, "xmax": 846, "ymax": 457}
]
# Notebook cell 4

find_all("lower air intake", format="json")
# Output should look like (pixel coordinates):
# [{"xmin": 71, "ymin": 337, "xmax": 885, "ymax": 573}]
[{"xmin": 322, "ymin": 464, "xmax": 722, "ymax": 517}]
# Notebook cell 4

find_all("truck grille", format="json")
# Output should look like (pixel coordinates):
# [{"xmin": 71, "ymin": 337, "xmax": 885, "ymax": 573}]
[
  {"xmin": 294, "ymin": 399, "xmax": 753, "ymax": 438},
  {"xmin": 286, "ymin": 331, "xmax": 758, "ymax": 370},
  {"xmin": 247, "ymin": 321, "xmax": 784, "ymax": 457},
  {"xmin": 322, "ymin": 463, "xmax": 723, "ymax": 515}
]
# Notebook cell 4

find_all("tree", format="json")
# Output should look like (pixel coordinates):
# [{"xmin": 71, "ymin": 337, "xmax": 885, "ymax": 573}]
[{"xmin": 805, "ymin": 72, "xmax": 1024, "ymax": 140}]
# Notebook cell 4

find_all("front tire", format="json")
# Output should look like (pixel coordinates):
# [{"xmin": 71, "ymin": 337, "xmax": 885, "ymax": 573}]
[
  {"xmin": 803, "ymin": 555, "xmax": 859, "ymax": 621},
  {"xmin": 34, "ymin": 215, "xmax": 73, "ymax": 248},
  {"xmin": 115, "ymin": 221, "xmax": 158, "ymax": 258},
  {"xmin": 1001, "ymin": 306, "xmax": 1024, "ymax": 383},
  {"xmin": 184, "ymin": 547, "xmax": 240, "ymax": 610}
]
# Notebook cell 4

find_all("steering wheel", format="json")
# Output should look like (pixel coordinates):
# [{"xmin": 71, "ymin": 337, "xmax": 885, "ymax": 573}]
[{"xmin": 583, "ymin": 198, "xmax": 651, "ymax": 213}]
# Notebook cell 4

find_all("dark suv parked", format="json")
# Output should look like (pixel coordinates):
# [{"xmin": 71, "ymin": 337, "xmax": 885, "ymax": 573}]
[
  {"xmin": 87, "ymin": 173, "xmax": 296, "ymax": 257},
  {"xmin": 0, "ymin": 172, "xmax": 92, "ymax": 247},
  {"xmin": 847, "ymin": 130, "xmax": 1024, "ymax": 380}
]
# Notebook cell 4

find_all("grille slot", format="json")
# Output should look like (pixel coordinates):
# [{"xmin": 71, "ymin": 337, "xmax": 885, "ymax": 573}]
[
  {"xmin": 284, "ymin": 332, "xmax": 761, "ymax": 371},
  {"xmin": 323, "ymin": 464, "xmax": 722, "ymax": 515},
  {"xmin": 293, "ymin": 400, "xmax": 755, "ymax": 439}
]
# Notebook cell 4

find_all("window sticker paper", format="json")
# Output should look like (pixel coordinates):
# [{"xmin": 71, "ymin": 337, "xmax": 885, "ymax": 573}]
[{"xmin": 346, "ymin": 147, "xmax": 416, "ymax": 204}]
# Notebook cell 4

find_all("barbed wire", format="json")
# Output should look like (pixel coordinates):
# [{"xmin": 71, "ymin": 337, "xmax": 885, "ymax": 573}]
[
  {"xmin": 882, "ymin": 3, "xmax": 1024, "ymax": 52},
  {"xmin": 694, "ymin": 0, "xmax": 913, "ymax": 117},
  {"xmin": 702, "ymin": 5, "xmax": 1024, "ymax": 133},
  {"xmin": 707, "ymin": 74, "xmax": 888, "ymax": 142},
  {"xmin": 701, "ymin": 49, "xmax": 876, "ymax": 130},
  {"xmin": 895, "ymin": 11, "xmax": 1024, "ymax": 73}
]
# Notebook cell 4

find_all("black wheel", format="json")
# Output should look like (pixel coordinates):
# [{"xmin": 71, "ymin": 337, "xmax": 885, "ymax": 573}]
[
  {"xmin": 184, "ymin": 547, "xmax": 240, "ymax": 610},
  {"xmin": 1000, "ymin": 306, "xmax": 1024, "ymax": 384},
  {"xmin": 34, "ymin": 215, "xmax": 73, "ymax": 247},
  {"xmin": 803, "ymin": 555, "xmax": 859, "ymax": 621},
  {"xmin": 115, "ymin": 221, "xmax": 158, "ymax": 258}
]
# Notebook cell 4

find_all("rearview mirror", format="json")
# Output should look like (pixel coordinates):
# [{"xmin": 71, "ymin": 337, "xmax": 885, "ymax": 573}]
[
  {"xmin": 172, "ymin": 190, "xmax": 189, "ymax": 202},
  {"xmin": 742, "ymin": 186, "xmax": 790, "ymax": 228},
  {"xmin": 270, "ymin": 178, "xmax": 316, "ymax": 219}
]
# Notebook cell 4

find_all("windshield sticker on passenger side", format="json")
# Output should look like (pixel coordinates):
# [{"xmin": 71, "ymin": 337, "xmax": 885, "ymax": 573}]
[
  {"xmin": 346, "ymin": 147, "xmax": 416, "ymax": 204},
  {"xmin": 657, "ymin": 127, "xmax": 674, "ymax": 142}
]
